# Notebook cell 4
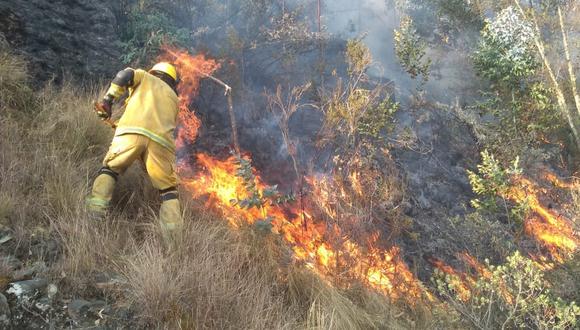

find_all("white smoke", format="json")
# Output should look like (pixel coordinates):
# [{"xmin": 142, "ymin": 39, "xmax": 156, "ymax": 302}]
[{"xmin": 321, "ymin": 0, "xmax": 480, "ymax": 103}]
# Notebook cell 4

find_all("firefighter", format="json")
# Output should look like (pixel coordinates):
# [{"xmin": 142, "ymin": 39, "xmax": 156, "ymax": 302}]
[{"xmin": 88, "ymin": 62, "xmax": 182, "ymax": 244}]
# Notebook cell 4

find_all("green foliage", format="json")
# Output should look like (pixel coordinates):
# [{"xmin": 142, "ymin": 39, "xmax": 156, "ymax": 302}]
[
  {"xmin": 119, "ymin": 5, "xmax": 190, "ymax": 65},
  {"xmin": 323, "ymin": 86, "xmax": 397, "ymax": 150},
  {"xmin": 346, "ymin": 39, "xmax": 372, "ymax": 75},
  {"xmin": 357, "ymin": 98, "xmax": 399, "ymax": 139},
  {"xmin": 394, "ymin": 16, "xmax": 431, "ymax": 84},
  {"xmin": 322, "ymin": 40, "xmax": 397, "ymax": 152},
  {"xmin": 434, "ymin": 251, "xmax": 580, "ymax": 329},
  {"xmin": 469, "ymin": 81, "xmax": 564, "ymax": 158},
  {"xmin": 473, "ymin": 7, "xmax": 538, "ymax": 88},
  {"xmin": 231, "ymin": 153, "xmax": 295, "ymax": 230},
  {"xmin": 434, "ymin": 0, "xmax": 483, "ymax": 28},
  {"xmin": 467, "ymin": 150, "xmax": 523, "ymax": 220}
]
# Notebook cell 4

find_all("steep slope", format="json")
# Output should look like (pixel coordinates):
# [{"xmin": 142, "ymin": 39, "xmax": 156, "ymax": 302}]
[{"xmin": 0, "ymin": 0, "xmax": 122, "ymax": 82}]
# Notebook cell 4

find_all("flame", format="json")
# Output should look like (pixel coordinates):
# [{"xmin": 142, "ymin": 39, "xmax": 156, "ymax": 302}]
[
  {"xmin": 429, "ymin": 257, "xmax": 473, "ymax": 301},
  {"xmin": 544, "ymin": 172, "xmax": 577, "ymax": 189},
  {"xmin": 181, "ymin": 154, "xmax": 426, "ymax": 300},
  {"xmin": 350, "ymin": 171, "xmax": 364, "ymax": 197},
  {"xmin": 505, "ymin": 175, "xmax": 579, "ymax": 263},
  {"xmin": 457, "ymin": 252, "xmax": 491, "ymax": 279},
  {"xmin": 158, "ymin": 46, "xmax": 220, "ymax": 147},
  {"xmin": 456, "ymin": 253, "xmax": 515, "ymax": 304}
]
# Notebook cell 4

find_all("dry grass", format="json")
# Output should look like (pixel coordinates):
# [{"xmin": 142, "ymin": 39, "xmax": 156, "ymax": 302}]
[
  {"xmin": 119, "ymin": 209, "xmax": 296, "ymax": 329},
  {"xmin": 0, "ymin": 44, "xmax": 432, "ymax": 329}
]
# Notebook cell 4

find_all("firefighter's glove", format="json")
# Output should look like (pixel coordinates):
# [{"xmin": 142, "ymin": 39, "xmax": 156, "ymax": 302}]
[{"xmin": 94, "ymin": 96, "xmax": 113, "ymax": 120}]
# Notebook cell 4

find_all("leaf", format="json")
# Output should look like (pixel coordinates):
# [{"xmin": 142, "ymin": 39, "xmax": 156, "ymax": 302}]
[{"xmin": 255, "ymin": 216, "xmax": 274, "ymax": 232}]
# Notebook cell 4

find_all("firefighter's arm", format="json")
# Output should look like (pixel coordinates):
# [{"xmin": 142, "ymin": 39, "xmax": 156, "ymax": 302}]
[{"xmin": 95, "ymin": 68, "xmax": 143, "ymax": 119}]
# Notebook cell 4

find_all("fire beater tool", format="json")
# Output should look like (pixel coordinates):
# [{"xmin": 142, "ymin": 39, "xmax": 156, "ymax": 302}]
[{"xmin": 194, "ymin": 71, "xmax": 240, "ymax": 155}]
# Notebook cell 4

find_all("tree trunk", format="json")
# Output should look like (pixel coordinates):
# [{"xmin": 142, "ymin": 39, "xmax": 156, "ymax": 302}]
[
  {"xmin": 513, "ymin": 1, "xmax": 580, "ymax": 148},
  {"xmin": 558, "ymin": 6, "xmax": 580, "ymax": 119}
]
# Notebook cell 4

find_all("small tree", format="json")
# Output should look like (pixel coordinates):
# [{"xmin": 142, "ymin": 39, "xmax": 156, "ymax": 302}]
[
  {"xmin": 231, "ymin": 153, "xmax": 295, "ymax": 231},
  {"xmin": 394, "ymin": 16, "xmax": 432, "ymax": 86},
  {"xmin": 473, "ymin": 6, "xmax": 538, "ymax": 88},
  {"xmin": 467, "ymin": 150, "xmax": 526, "ymax": 226},
  {"xmin": 119, "ymin": 4, "xmax": 190, "ymax": 65},
  {"xmin": 319, "ymin": 40, "xmax": 399, "ymax": 151}
]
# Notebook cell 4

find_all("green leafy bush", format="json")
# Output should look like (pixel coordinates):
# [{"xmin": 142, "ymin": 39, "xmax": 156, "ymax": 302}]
[
  {"xmin": 467, "ymin": 150, "xmax": 524, "ymax": 222},
  {"xmin": 321, "ymin": 40, "xmax": 398, "ymax": 151},
  {"xmin": 394, "ymin": 16, "xmax": 431, "ymax": 84},
  {"xmin": 357, "ymin": 98, "xmax": 399, "ymax": 140},
  {"xmin": 473, "ymin": 7, "xmax": 538, "ymax": 88},
  {"xmin": 346, "ymin": 39, "xmax": 372, "ymax": 75},
  {"xmin": 120, "ymin": 7, "xmax": 190, "ymax": 65}
]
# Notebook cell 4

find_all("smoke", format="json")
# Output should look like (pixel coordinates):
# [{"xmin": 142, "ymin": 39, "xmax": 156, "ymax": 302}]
[
  {"xmin": 324, "ymin": 0, "xmax": 412, "ymax": 90},
  {"xmin": 322, "ymin": 0, "xmax": 481, "ymax": 103},
  {"xmin": 179, "ymin": 0, "xmax": 483, "ymax": 192}
]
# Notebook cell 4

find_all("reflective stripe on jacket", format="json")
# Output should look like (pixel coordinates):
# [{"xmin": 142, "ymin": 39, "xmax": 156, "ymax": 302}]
[{"xmin": 115, "ymin": 69, "xmax": 179, "ymax": 151}]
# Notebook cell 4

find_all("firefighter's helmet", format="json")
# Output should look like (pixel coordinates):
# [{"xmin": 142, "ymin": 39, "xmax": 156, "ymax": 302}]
[{"xmin": 150, "ymin": 62, "xmax": 178, "ymax": 82}]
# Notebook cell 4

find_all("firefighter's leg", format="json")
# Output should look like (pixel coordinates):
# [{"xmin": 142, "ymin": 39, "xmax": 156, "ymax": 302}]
[
  {"xmin": 87, "ymin": 167, "xmax": 118, "ymax": 215},
  {"xmin": 87, "ymin": 134, "xmax": 146, "ymax": 216},
  {"xmin": 143, "ymin": 140, "xmax": 182, "ymax": 245},
  {"xmin": 159, "ymin": 188, "xmax": 181, "ymax": 246}
]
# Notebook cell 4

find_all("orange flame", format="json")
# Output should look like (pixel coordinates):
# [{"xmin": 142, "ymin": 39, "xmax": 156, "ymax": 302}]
[
  {"xmin": 457, "ymin": 252, "xmax": 491, "ymax": 279},
  {"xmin": 181, "ymin": 154, "xmax": 426, "ymax": 300},
  {"xmin": 440, "ymin": 252, "xmax": 514, "ymax": 304},
  {"xmin": 164, "ymin": 48, "xmax": 426, "ymax": 300},
  {"xmin": 505, "ymin": 175, "xmax": 578, "ymax": 263},
  {"xmin": 430, "ymin": 257, "xmax": 473, "ymax": 301},
  {"xmin": 158, "ymin": 46, "xmax": 220, "ymax": 147}
]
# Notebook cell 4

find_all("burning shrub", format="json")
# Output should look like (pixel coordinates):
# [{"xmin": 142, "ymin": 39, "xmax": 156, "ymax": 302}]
[
  {"xmin": 433, "ymin": 251, "xmax": 580, "ymax": 329},
  {"xmin": 467, "ymin": 149, "xmax": 524, "ymax": 224},
  {"xmin": 468, "ymin": 150, "xmax": 579, "ymax": 262}
]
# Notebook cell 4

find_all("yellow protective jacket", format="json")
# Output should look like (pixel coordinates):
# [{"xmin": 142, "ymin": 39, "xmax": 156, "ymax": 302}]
[{"xmin": 106, "ymin": 68, "xmax": 179, "ymax": 151}]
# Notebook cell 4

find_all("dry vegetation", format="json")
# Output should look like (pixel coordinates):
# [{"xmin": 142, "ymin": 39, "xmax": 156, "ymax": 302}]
[{"xmin": 0, "ymin": 40, "xmax": 433, "ymax": 329}]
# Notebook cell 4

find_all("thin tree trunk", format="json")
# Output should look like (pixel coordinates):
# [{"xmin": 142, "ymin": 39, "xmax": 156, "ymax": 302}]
[
  {"xmin": 513, "ymin": 1, "xmax": 580, "ymax": 147},
  {"xmin": 558, "ymin": 6, "xmax": 580, "ymax": 118}
]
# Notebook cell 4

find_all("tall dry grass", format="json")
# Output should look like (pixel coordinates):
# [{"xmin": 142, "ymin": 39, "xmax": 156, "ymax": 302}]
[{"xmin": 0, "ymin": 42, "xmax": 432, "ymax": 329}]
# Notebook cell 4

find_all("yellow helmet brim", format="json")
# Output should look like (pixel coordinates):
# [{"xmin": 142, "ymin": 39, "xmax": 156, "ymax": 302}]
[{"xmin": 150, "ymin": 62, "xmax": 178, "ymax": 81}]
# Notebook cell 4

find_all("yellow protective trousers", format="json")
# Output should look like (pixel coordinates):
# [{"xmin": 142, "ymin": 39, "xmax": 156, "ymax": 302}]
[{"xmin": 87, "ymin": 134, "xmax": 182, "ymax": 238}]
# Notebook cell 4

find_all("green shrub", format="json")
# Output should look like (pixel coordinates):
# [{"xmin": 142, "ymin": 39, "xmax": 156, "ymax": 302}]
[
  {"xmin": 119, "ymin": 6, "xmax": 190, "ymax": 65},
  {"xmin": 346, "ymin": 39, "xmax": 372, "ymax": 75},
  {"xmin": 473, "ymin": 7, "xmax": 538, "ymax": 88},
  {"xmin": 357, "ymin": 98, "xmax": 399, "ymax": 140},
  {"xmin": 467, "ymin": 150, "xmax": 530, "ymax": 227},
  {"xmin": 467, "ymin": 150, "xmax": 521, "ymax": 210},
  {"xmin": 394, "ymin": 16, "xmax": 431, "ymax": 84},
  {"xmin": 434, "ymin": 251, "xmax": 580, "ymax": 329},
  {"xmin": 231, "ymin": 153, "xmax": 295, "ymax": 231}
]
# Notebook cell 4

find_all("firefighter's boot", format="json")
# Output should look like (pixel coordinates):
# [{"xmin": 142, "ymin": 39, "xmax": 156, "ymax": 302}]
[
  {"xmin": 87, "ymin": 167, "xmax": 117, "ymax": 219},
  {"xmin": 159, "ymin": 191, "xmax": 182, "ymax": 248}
]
